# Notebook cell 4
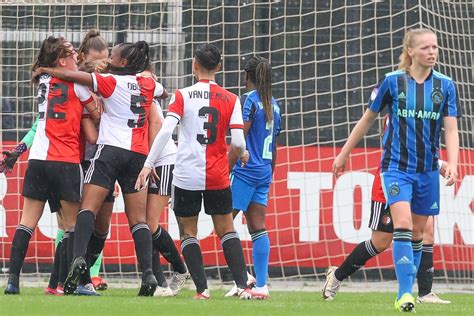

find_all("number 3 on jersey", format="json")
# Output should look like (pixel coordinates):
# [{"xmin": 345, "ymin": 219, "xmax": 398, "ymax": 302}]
[{"xmin": 197, "ymin": 107, "xmax": 220, "ymax": 145}]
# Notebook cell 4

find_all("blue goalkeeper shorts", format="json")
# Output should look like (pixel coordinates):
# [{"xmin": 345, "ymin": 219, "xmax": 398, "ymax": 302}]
[
  {"xmin": 230, "ymin": 175, "xmax": 270, "ymax": 211},
  {"xmin": 381, "ymin": 169, "xmax": 440, "ymax": 216}
]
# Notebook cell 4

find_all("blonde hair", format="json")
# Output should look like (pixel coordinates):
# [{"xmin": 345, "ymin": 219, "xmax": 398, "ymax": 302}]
[{"xmin": 398, "ymin": 28, "xmax": 436, "ymax": 71}]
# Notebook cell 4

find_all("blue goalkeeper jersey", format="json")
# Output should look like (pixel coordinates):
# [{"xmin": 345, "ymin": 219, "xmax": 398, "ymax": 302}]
[
  {"xmin": 232, "ymin": 90, "xmax": 281, "ymax": 186},
  {"xmin": 369, "ymin": 70, "xmax": 461, "ymax": 173}
]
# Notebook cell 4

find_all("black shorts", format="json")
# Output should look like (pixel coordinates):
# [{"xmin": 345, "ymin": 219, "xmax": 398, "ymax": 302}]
[
  {"xmin": 22, "ymin": 159, "xmax": 82, "ymax": 204},
  {"xmin": 171, "ymin": 185, "xmax": 232, "ymax": 218},
  {"xmin": 83, "ymin": 144, "xmax": 146, "ymax": 194},
  {"xmin": 368, "ymin": 200, "xmax": 393, "ymax": 233},
  {"xmin": 81, "ymin": 159, "xmax": 115, "ymax": 203},
  {"xmin": 47, "ymin": 194, "xmax": 61, "ymax": 213},
  {"xmin": 148, "ymin": 164, "xmax": 174, "ymax": 196}
]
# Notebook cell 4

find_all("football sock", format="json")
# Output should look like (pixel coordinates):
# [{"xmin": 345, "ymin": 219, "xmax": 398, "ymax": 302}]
[
  {"xmin": 59, "ymin": 232, "xmax": 69, "ymax": 285},
  {"xmin": 131, "ymin": 223, "xmax": 153, "ymax": 278},
  {"xmin": 411, "ymin": 239, "xmax": 423, "ymax": 284},
  {"xmin": 152, "ymin": 249, "xmax": 168, "ymax": 287},
  {"xmin": 89, "ymin": 252, "xmax": 103, "ymax": 278},
  {"xmin": 55, "ymin": 229, "xmax": 64, "ymax": 248},
  {"xmin": 221, "ymin": 232, "xmax": 247, "ymax": 289},
  {"xmin": 251, "ymin": 230, "xmax": 270, "ymax": 287},
  {"xmin": 48, "ymin": 238, "xmax": 62, "ymax": 289},
  {"xmin": 153, "ymin": 226, "xmax": 186, "ymax": 274},
  {"xmin": 181, "ymin": 237, "xmax": 207, "ymax": 293},
  {"xmin": 8, "ymin": 224, "xmax": 33, "ymax": 286},
  {"xmin": 67, "ymin": 228, "xmax": 75, "ymax": 271},
  {"xmin": 335, "ymin": 239, "xmax": 380, "ymax": 281},
  {"xmin": 393, "ymin": 229, "xmax": 414, "ymax": 299},
  {"xmin": 417, "ymin": 244, "xmax": 434, "ymax": 297},
  {"xmin": 72, "ymin": 209, "xmax": 96, "ymax": 259},
  {"xmin": 86, "ymin": 231, "xmax": 108, "ymax": 278}
]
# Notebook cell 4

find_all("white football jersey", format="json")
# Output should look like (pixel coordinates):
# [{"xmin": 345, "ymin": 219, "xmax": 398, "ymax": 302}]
[
  {"xmin": 167, "ymin": 80, "xmax": 243, "ymax": 190},
  {"xmin": 91, "ymin": 73, "xmax": 163, "ymax": 155},
  {"xmin": 153, "ymin": 100, "xmax": 176, "ymax": 167}
]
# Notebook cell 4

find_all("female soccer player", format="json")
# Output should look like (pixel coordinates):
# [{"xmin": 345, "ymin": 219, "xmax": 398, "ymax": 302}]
[
  {"xmin": 135, "ymin": 43, "xmax": 265, "ymax": 300},
  {"xmin": 226, "ymin": 56, "xmax": 281, "ymax": 299},
  {"xmin": 75, "ymin": 29, "xmax": 110, "ymax": 293},
  {"xmin": 4, "ymin": 36, "xmax": 97, "ymax": 295},
  {"xmin": 332, "ymin": 28, "xmax": 460, "ymax": 312},
  {"xmin": 33, "ymin": 40, "xmax": 162, "ymax": 296},
  {"xmin": 323, "ymin": 164, "xmax": 451, "ymax": 304},
  {"xmin": 139, "ymin": 66, "xmax": 190, "ymax": 297}
]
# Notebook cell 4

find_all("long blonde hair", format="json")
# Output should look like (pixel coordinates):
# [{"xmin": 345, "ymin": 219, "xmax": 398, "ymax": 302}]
[{"xmin": 398, "ymin": 28, "xmax": 436, "ymax": 71}]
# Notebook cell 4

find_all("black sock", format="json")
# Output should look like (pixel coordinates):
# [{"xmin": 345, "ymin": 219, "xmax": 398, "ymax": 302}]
[
  {"xmin": 131, "ymin": 223, "xmax": 153, "ymax": 278},
  {"xmin": 59, "ymin": 232, "xmax": 69, "ymax": 285},
  {"xmin": 152, "ymin": 249, "xmax": 168, "ymax": 287},
  {"xmin": 221, "ymin": 232, "xmax": 247, "ymax": 289},
  {"xmin": 153, "ymin": 226, "xmax": 186, "ymax": 274},
  {"xmin": 48, "ymin": 240, "xmax": 62, "ymax": 289},
  {"xmin": 83, "ymin": 231, "xmax": 108, "ymax": 285},
  {"xmin": 86, "ymin": 231, "xmax": 107, "ymax": 267},
  {"xmin": 8, "ymin": 225, "xmax": 33, "ymax": 286},
  {"xmin": 335, "ymin": 240, "xmax": 380, "ymax": 281},
  {"xmin": 417, "ymin": 244, "xmax": 434, "ymax": 296},
  {"xmin": 67, "ymin": 229, "xmax": 75, "ymax": 271},
  {"xmin": 72, "ymin": 209, "xmax": 95, "ymax": 259},
  {"xmin": 181, "ymin": 237, "xmax": 207, "ymax": 293}
]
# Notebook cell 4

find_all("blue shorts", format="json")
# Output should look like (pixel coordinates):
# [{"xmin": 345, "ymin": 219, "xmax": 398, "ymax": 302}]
[
  {"xmin": 230, "ymin": 175, "xmax": 270, "ymax": 211},
  {"xmin": 380, "ymin": 170, "xmax": 440, "ymax": 216}
]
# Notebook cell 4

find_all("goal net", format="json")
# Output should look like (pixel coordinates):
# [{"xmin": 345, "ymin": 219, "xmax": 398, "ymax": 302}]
[{"xmin": 0, "ymin": 0, "xmax": 472, "ymax": 290}]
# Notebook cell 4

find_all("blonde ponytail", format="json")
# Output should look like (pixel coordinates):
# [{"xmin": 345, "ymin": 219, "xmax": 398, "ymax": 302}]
[{"xmin": 398, "ymin": 28, "xmax": 436, "ymax": 72}]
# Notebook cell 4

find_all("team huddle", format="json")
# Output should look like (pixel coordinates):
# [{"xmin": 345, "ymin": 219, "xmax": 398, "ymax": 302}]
[{"xmin": 0, "ymin": 27, "xmax": 460, "ymax": 311}]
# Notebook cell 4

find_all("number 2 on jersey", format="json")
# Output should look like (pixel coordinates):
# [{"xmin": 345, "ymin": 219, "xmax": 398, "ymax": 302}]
[
  {"xmin": 197, "ymin": 107, "xmax": 220, "ymax": 145},
  {"xmin": 38, "ymin": 82, "xmax": 68, "ymax": 120},
  {"xmin": 262, "ymin": 120, "xmax": 274, "ymax": 159}
]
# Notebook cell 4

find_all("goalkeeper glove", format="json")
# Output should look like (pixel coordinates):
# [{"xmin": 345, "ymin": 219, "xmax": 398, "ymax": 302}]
[{"xmin": 0, "ymin": 142, "xmax": 27, "ymax": 174}]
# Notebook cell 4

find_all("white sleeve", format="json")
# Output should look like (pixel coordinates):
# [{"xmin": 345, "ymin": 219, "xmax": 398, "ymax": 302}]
[
  {"xmin": 74, "ymin": 83, "xmax": 93, "ymax": 103},
  {"xmin": 144, "ymin": 115, "xmax": 179, "ymax": 168},
  {"xmin": 153, "ymin": 100, "xmax": 165, "ymax": 120},
  {"xmin": 230, "ymin": 128, "xmax": 246, "ymax": 157},
  {"xmin": 154, "ymin": 81, "xmax": 164, "ymax": 98},
  {"xmin": 229, "ymin": 96, "xmax": 244, "ymax": 129}
]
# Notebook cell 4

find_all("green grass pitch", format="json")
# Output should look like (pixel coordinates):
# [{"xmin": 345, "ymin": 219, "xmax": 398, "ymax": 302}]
[{"xmin": 1, "ymin": 288, "xmax": 472, "ymax": 315}]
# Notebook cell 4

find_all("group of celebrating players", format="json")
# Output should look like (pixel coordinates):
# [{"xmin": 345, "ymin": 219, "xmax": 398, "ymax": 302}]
[
  {"xmin": 1, "ymin": 26, "xmax": 461, "ymax": 312},
  {"xmin": 1, "ymin": 29, "xmax": 280, "ymax": 300}
]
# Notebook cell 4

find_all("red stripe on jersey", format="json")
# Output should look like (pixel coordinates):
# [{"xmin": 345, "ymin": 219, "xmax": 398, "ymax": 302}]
[
  {"xmin": 205, "ymin": 83, "xmax": 239, "ymax": 190},
  {"xmin": 130, "ymin": 76, "xmax": 157, "ymax": 155},
  {"xmin": 168, "ymin": 90, "xmax": 184, "ymax": 117},
  {"xmin": 371, "ymin": 166, "xmax": 386, "ymax": 203},
  {"xmin": 229, "ymin": 124, "xmax": 243, "ymax": 129},
  {"xmin": 94, "ymin": 73, "xmax": 117, "ymax": 98},
  {"xmin": 80, "ymin": 96, "xmax": 94, "ymax": 105},
  {"xmin": 44, "ymin": 79, "xmax": 84, "ymax": 163}
]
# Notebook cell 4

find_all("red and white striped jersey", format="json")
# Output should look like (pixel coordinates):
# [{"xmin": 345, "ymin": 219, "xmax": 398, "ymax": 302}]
[
  {"xmin": 91, "ymin": 73, "xmax": 163, "ymax": 155},
  {"xmin": 167, "ymin": 79, "xmax": 243, "ymax": 190},
  {"xmin": 29, "ymin": 74, "xmax": 93, "ymax": 163}
]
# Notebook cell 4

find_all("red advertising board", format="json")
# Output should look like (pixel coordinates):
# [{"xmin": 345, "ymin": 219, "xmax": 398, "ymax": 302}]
[{"xmin": 1, "ymin": 142, "xmax": 473, "ymax": 271}]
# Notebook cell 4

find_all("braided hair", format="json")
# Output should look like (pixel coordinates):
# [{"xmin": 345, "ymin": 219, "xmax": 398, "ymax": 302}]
[{"xmin": 244, "ymin": 56, "xmax": 273, "ymax": 123}]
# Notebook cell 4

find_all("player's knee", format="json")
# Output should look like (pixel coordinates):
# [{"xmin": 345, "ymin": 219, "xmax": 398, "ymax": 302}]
[{"xmin": 372, "ymin": 234, "xmax": 392, "ymax": 252}]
